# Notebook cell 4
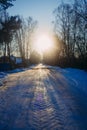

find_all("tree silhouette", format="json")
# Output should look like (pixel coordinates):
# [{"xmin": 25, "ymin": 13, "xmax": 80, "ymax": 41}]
[
  {"xmin": 53, "ymin": 0, "xmax": 87, "ymax": 69},
  {"xmin": 0, "ymin": 14, "xmax": 22, "ymax": 63},
  {"xmin": 0, "ymin": 0, "xmax": 15, "ymax": 10}
]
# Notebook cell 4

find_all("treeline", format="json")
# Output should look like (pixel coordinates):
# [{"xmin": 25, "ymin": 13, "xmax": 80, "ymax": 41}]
[
  {"xmin": 44, "ymin": 0, "xmax": 87, "ymax": 69},
  {"xmin": 0, "ymin": 0, "xmax": 87, "ymax": 70},
  {"xmin": 0, "ymin": 0, "xmax": 37, "ymax": 67}
]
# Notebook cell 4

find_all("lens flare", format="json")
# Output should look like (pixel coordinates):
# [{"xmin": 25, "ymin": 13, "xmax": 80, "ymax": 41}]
[{"xmin": 34, "ymin": 33, "xmax": 53, "ymax": 54}]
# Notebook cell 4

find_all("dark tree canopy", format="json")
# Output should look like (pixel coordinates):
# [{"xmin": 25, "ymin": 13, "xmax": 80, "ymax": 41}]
[
  {"xmin": 0, "ymin": 14, "xmax": 22, "ymax": 64},
  {"xmin": 0, "ymin": 15, "xmax": 22, "ymax": 44},
  {"xmin": 0, "ymin": 0, "xmax": 15, "ymax": 10}
]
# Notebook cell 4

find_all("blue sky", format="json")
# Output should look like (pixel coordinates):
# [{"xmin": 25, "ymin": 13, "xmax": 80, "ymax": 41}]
[{"xmin": 7, "ymin": 0, "xmax": 73, "ymax": 32}]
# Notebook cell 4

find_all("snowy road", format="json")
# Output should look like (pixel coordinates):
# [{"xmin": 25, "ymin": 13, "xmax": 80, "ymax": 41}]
[{"xmin": 0, "ymin": 64, "xmax": 87, "ymax": 130}]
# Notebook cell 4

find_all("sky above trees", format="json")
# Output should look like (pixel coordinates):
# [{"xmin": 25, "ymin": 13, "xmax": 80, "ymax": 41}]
[{"xmin": 7, "ymin": 0, "xmax": 73, "ymax": 32}]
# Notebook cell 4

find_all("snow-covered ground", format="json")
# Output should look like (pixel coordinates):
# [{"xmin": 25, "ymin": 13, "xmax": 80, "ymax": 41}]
[
  {"xmin": 0, "ymin": 72, "xmax": 8, "ymax": 86},
  {"xmin": 39, "ymin": 64, "xmax": 87, "ymax": 95},
  {"xmin": 63, "ymin": 68, "xmax": 87, "ymax": 94},
  {"xmin": 0, "ymin": 67, "xmax": 29, "ymax": 86},
  {"xmin": 49, "ymin": 66, "xmax": 87, "ymax": 95},
  {"xmin": 0, "ymin": 65, "xmax": 87, "ymax": 93},
  {"xmin": 0, "ymin": 64, "xmax": 87, "ymax": 130}
]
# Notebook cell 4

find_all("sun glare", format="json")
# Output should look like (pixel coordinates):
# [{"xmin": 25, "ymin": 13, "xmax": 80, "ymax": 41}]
[{"xmin": 34, "ymin": 34, "xmax": 53, "ymax": 54}]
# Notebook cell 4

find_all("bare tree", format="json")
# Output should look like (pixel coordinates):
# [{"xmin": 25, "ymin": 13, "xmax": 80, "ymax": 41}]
[
  {"xmin": 0, "ymin": 0, "xmax": 16, "ymax": 11},
  {"xmin": 16, "ymin": 16, "xmax": 37, "ymax": 64},
  {"xmin": 0, "ymin": 13, "xmax": 22, "ymax": 63}
]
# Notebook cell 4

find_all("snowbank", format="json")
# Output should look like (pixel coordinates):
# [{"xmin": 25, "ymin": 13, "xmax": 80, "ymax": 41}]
[
  {"xmin": 0, "ymin": 72, "xmax": 7, "ymax": 86},
  {"xmin": 44, "ymin": 65, "xmax": 87, "ymax": 95},
  {"xmin": 51, "ymin": 65, "xmax": 87, "ymax": 95},
  {"xmin": 63, "ymin": 68, "xmax": 87, "ymax": 94}
]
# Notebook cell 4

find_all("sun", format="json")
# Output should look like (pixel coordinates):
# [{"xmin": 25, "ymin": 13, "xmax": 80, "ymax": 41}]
[{"xmin": 34, "ymin": 33, "xmax": 53, "ymax": 54}]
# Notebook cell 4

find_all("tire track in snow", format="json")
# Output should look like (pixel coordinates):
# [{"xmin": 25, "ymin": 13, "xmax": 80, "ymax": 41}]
[
  {"xmin": 0, "ymin": 67, "xmax": 87, "ymax": 130},
  {"xmin": 48, "ymin": 69, "xmax": 87, "ymax": 130},
  {"xmin": 27, "ymin": 69, "xmax": 60, "ymax": 130},
  {"xmin": 43, "ymin": 70, "xmax": 79, "ymax": 130}
]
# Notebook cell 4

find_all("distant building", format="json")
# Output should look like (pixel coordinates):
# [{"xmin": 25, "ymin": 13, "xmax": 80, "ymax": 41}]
[{"xmin": 0, "ymin": 55, "xmax": 23, "ymax": 71}]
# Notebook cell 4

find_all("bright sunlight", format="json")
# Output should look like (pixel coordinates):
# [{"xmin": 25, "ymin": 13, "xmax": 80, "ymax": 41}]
[{"xmin": 34, "ymin": 33, "xmax": 54, "ymax": 54}]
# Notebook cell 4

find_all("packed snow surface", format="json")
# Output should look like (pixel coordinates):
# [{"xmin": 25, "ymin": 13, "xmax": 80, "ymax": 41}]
[{"xmin": 0, "ymin": 64, "xmax": 87, "ymax": 130}]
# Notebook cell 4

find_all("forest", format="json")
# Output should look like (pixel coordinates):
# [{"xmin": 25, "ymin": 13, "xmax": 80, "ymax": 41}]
[{"xmin": 0, "ymin": 0, "xmax": 87, "ymax": 70}]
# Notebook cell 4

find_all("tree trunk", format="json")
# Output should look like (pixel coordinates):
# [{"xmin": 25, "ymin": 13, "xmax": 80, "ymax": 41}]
[
  {"xmin": 3, "ymin": 43, "xmax": 6, "ymax": 63},
  {"xmin": 7, "ymin": 43, "xmax": 11, "ymax": 64}
]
